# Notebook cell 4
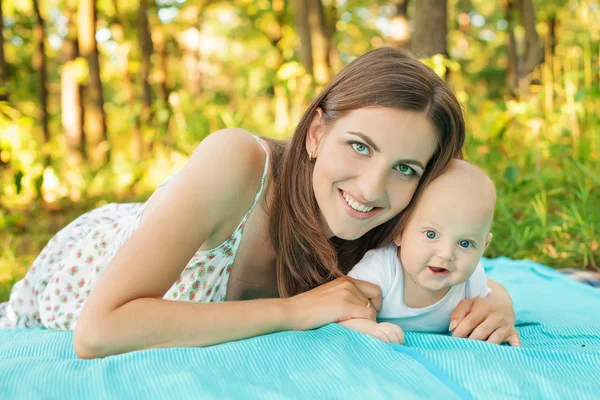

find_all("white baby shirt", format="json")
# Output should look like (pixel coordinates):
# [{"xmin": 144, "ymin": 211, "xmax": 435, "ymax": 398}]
[{"xmin": 347, "ymin": 244, "xmax": 490, "ymax": 333}]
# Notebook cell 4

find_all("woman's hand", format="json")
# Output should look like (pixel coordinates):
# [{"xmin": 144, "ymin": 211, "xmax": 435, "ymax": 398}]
[
  {"xmin": 449, "ymin": 280, "xmax": 520, "ymax": 346},
  {"xmin": 340, "ymin": 318, "xmax": 405, "ymax": 344},
  {"xmin": 283, "ymin": 276, "xmax": 382, "ymax": 331}
]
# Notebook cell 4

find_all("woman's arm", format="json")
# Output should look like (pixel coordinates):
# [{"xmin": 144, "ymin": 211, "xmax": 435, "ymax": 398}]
[
  {"xmin": 75, "ymin": 276, "xmax": 381, "ymax": 358},
  {"xmin": 74, "ymin": 129, "xmax": 379, "ymax": 358},
  {"xmin": 449, "ymin": 279, "xmax": 520, "ymax": 346}
]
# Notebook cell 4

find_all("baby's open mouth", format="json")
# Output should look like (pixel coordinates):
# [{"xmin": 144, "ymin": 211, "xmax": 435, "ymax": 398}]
[{"xmin": 428, "ymin": 266, "xmax": 451, "ymax": 275}]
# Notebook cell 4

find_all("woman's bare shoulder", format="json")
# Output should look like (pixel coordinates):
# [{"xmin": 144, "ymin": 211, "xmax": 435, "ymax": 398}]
[
  {"xmin": 178, "ymin": 128, "xmax": 268, "ymax": 226},
  {"xmin": 187, "ymin": 128, "xmax": 266, "ymax": 180}
]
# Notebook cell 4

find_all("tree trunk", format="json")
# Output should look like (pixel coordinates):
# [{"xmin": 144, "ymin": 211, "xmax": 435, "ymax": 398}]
[
  {"xmin": 519, "ymin": 0, "xmax": 543, "ymax": 75},
  {"xmin": 271, "ymin": 0, "xmax": 289, "ymax": 135},
  {"xmin": 61, "ymin": 3, "xmax": 86, "ymax": 164},
  {"xmin": 548, "ymin": 14, "xmax": 557, "ymax": 58},
  {"xmin": 78, "ymin": 0, "xmax": 109, "ymax": 164},
  {"xmin": 412, "ymin": 0, "xmax": 447, "ymax": 58},
  {"xmin": 293, "ymin": 0, "xmax": 313, "ymax": 75},
  {"xmin": 390, "ymin": 0, "xmax": 410, "ymax": 48},
  {"xmin": 151, "ymin": 20, "xmax": 173, "ymax": 144},
  {"xmin": 0, "ymin": 0, "xmax": 8, "ymax": 101},
  {"xmin": 325, "ymin": 1, "xmax": 340, "ymax": 73},
  {"xmin": 507, "ymin": 28, "xmax": 519, "ymax": 96},
  {"xmin": 139, "ymin": 0, "xmax": 154, "ymax": 126},
  {"xmin": 505, "ymin": 0, "xmax": 542, "ymax": 99},
  {"xmin": 505, "ymin": 0, "xmax": 519, "ymax": 96},
  {"xmin": 152, "ymin": 26, "xmax": 170, "ymax": 107},
  {"xmin": 110, "ymin": 0, "xmax": 143, "ymax": 161},
  {"xmin": 307, "ymin": 0, "xmax": 329, "ymax": 84},
  {"xmin": 517, "ymin": 0, "xmax": 543, "ymax": 97},
  {"xmin": 32, "ymin": 0, "xmax": 49, "ymax": 145}
]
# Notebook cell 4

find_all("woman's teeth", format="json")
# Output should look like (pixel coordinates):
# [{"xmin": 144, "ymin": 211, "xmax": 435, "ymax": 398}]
[{"xmin": 342, "ymin": 191, "xmax": 374, "ymax": 213}]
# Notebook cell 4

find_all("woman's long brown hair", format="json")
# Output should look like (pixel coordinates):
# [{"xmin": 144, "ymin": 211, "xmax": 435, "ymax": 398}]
[{"xmin": 262, "ymin": 47, "xmax": 465, "ymax": 297}]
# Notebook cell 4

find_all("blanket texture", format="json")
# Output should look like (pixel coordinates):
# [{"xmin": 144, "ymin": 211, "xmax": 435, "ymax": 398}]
[{"xmin": 1, "ymin": 257, "xmax": 599, "ymax": 399}]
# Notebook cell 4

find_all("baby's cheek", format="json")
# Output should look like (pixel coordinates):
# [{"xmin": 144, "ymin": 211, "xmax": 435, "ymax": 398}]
[
  {"xmin": 399, "ymin": 241, "xmax": 422, "ymax": 271},
  {"xmin": 458, "ymin": 258, "xmax": 481, "ymax": 280}
]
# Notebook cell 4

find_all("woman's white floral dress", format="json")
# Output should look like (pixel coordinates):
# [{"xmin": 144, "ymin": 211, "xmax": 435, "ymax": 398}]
[{"xmin": 0, "ymin": 137, "xmax": 270, "ymax": 330}]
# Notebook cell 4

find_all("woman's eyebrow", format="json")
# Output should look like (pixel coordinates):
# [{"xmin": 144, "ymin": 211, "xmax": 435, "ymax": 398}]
[
  {"xmin": 346, "ymin": 131, "xmax": 426, "ymax": 170},
  {"xmin": 398, "ymin": 159, "xmax": 425, "ymax": 171},
  {"xmin": 347, "ymin": 131, "xmax": 380, "ymax": 151}
]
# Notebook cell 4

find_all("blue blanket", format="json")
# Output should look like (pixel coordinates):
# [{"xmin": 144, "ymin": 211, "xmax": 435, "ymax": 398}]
[{"xmin": 1, "ymin": 258, "xmax": 600, "ymax": 399}]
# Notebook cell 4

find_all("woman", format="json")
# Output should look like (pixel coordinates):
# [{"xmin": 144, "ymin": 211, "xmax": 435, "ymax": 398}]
[{"xmin": 0, "ymin": 48, "xmax": 519, "ymax": 358}]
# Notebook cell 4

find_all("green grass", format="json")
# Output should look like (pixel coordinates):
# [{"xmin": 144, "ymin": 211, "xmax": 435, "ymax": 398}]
[{"xmin": 481, "ymin": 159, "xmax": 599, "ymax": 270}]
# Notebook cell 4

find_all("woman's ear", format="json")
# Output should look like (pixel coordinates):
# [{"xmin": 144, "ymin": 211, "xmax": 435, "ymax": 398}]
[
  {"xmin": 485, "ymin": 233, "xmax": 493, "ymax": 248},
  {"xmin": 305, "ymin": 107, "xmax": 325, "ymax": 157}
]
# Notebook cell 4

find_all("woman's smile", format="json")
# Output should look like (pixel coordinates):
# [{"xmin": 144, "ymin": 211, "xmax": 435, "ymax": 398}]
[{"xmin": 338, "ymin": 189, "xmax": 383, "ymax": 220}]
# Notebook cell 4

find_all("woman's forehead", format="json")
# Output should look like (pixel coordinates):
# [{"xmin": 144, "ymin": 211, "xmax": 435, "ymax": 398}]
[{"xmin": 334, "ymin": 108, "xmax": 437, "ymax": 160}]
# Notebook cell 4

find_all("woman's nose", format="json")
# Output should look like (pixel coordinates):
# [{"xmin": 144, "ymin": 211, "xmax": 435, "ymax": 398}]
[{"xmin": 357, "ymin": 167, "xmax": 387, "ymax": 203}]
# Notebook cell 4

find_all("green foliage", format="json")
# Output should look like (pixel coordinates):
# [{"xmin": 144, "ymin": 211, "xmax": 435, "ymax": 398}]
[
  {"xmin": 0, "ymin": 103, "xmax": 44, "ymax": 202},
  {"xmin": 466, "ymin": 102, "xmax": 599, "ymax": 269},
  {"xmin": 0, "ymin": 0, "xmax": 598, "ymax": 302}
]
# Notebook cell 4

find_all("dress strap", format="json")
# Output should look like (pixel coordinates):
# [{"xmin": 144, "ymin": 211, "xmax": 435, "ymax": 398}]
[{"xmin": 237, "ymin": 136, "xmax": 270, "ymax": 227}]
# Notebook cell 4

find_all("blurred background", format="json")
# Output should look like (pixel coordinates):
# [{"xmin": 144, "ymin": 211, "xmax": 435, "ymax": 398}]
[{"xmin": 0, "ymin": 0, "xmax": 598, "ymax": 301}]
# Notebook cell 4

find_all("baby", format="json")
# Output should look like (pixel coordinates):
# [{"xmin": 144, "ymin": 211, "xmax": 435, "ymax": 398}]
[{"xmin": 342, "ymin": 159, "xmax": 496, "ymax": 344}]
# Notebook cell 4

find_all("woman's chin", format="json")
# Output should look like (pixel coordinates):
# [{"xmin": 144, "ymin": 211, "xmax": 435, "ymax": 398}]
[
  {"xmin": 323, "ymin": 212, "xmax": 378, "ymax": 241},
  {"xmin": 329, "ymin": 226, "xmax": 370, "ymax": 241}
]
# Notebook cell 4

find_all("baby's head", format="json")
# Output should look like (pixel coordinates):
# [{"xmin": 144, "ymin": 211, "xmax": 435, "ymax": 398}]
[{"xmin": 394, "ymin": 159, "xmax": 496, "ymax": 293}]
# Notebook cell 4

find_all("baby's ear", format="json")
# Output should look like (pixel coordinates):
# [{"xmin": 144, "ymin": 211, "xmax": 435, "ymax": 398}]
[
  {"xmin": 485, "ymin": 233, "xmax": 493, "ymax": 248},
  {"xmin": 393, "ymin": 232, "xmax": 403, "ymax": 247}
]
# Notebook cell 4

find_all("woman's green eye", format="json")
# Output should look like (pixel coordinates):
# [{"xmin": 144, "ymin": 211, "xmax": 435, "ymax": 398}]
[
  {"xmin": 351, "ymin": 142, "xmax": 369, "ymax": 155},
  {"xmin": 395, "ymin": 164, "xmax": 414, "ymax": 176}
]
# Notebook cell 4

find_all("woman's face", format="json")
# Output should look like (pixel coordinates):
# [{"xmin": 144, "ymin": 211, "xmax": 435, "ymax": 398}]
[{"xmin": 307, "ymin": 107, "xmax": 438, "ymax": 240}]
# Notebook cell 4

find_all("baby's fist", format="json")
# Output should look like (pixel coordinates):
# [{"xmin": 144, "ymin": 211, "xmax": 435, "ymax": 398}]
[
  {"xmin": 374, "ymin": 322, "xmax": 405, "ymax": 344},
  {"xmin": 340, "ymin": 318, "xmax": 405, "ymax": 344}
]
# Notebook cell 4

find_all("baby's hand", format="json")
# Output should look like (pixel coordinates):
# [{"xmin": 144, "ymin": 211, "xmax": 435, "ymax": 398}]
[{"xmin": 339, "ymin": 318, "xmax": 405, "ymax": 344}]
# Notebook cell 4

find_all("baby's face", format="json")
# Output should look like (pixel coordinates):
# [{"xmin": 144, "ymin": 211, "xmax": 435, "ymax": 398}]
[{"xmin": 395, "ymin": 164, "xmax": 494, "ymax": 294}]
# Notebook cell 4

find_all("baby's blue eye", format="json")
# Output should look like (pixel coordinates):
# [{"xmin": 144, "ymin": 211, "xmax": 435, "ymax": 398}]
[
  {"xmin": 351, "ymin": 142, "xmax": 369, "ymax": 155},
  {"xmin": 425, "ymin": 230, "xmax": 437, "ymax": 239},
  {"xmin": 395, "ymin": 164, "xmax": 415, "ymax": 176},
  {"xmin": 459, "ymin": 240, "xmax": 472, "ymax": 248}
]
